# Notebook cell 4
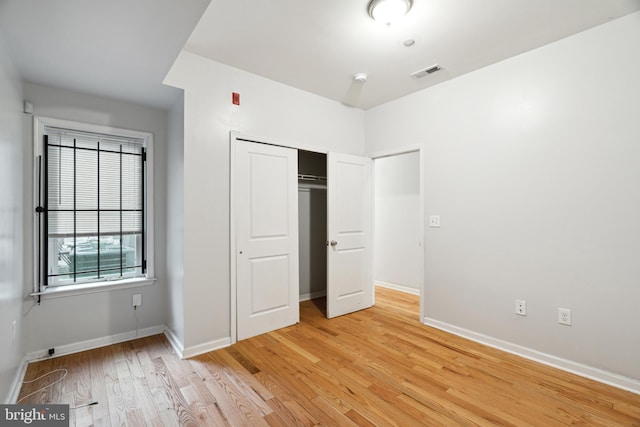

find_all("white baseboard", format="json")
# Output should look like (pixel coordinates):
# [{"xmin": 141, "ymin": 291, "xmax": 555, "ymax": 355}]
[
  {"xmin": 182, "ymin": 337, "xmax": 231, "ymax": 359},
  {"xmin": 25, "ymin": 325, "xmax": 165, "ymax": 362},
  {"xmin": 376, "ymin": 281, "xmax": 420, "ymax": 296},
  {"xmin": 163, "ymin": 326, "xmax": 184, "ymax": 359},
  {"xmin": 6, "ymin": 355, "xmax": 28, "ymax": 404},
  {"xmin": 164, "ymin": 326, "xmax": 231, "ymax": 359},
  {"xmin": 424, "ymin": 317, "xmax": 640, "ymax": 395},
  {"xmin": 299, "ymin": 290, "xmax": 327, "ymax": 302}
]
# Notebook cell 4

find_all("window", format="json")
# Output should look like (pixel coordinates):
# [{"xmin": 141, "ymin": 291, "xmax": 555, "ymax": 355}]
[{"xmin": 34, "ymin": 117, "xmax": 154, "ymax": 295}]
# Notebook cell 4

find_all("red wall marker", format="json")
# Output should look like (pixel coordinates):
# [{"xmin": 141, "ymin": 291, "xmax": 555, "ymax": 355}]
[{"xmin": 232, "ymin": 92, "xmax": 240, "ymax": 105}]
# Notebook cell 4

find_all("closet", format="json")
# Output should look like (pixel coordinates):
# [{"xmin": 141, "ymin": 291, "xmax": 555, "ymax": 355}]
[
  {"xmin": 297, "ymin": 150, "xmax": 327, "ymax": 302},
  {"xmin": 232, "ymin": 133, "xmax": 372, "ymax": 341}
]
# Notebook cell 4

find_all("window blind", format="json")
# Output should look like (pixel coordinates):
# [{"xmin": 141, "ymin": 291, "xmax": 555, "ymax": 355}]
[
  {"xmin": 44, "ymin": 126, "xmax": 145, "ymax": 284},
  {"xmin": 46, "ymin": 127, "xmax": 143, "ymax": 237}
]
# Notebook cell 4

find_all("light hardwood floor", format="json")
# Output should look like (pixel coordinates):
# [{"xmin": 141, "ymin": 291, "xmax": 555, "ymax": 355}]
[{"xmin": 18, "ymin": 288, "xmax": 640, "ymax": 426}]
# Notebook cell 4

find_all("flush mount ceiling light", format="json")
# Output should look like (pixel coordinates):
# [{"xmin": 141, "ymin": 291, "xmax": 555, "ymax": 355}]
[
  {"xmin": 353, "ymin": 73, "xmax": 368, "ymax": 83},
  {"xmin": 368, "ymin": 0, "xmax": 413, "ymax": 26}
]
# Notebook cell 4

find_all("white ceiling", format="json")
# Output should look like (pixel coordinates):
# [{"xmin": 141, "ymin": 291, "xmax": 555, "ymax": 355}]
[
  {"xmin": 1, "ymin": 0, "xmax": 639, "ymax": 111},
  {"xmin": 0, "ymin": 0, "xmax": 210, "ymax": 109},
  {"xmin": 185, "ymin": 0, "xmax": 640, "ymax": 109}
]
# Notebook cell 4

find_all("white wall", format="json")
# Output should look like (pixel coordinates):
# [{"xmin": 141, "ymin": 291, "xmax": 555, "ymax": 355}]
[
  {"xmin": 0, "ymin": 30, "xmax": 25, "ymax": 403},
  {"xmin": 374, "ymin": 152, "xmax": 421, "ymax": 292},
  {"xmin": 166, "ymin": 94, "xmax": 185, "ymax": 345},
  {"xmin": 164, "ymin": 51, "xmax": 365, "ymax": 351},
  {"xmin": 21, "ymin": 83, "xmax": 168, "ymax": 354},
  {"xmin": 366, "ymin": 12, "xmax": 640, "ymax": 382}
]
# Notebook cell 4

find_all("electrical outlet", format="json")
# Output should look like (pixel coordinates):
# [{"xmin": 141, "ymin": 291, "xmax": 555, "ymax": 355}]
[
  {"xmin": 558, "ymin": 308, "xmax": 572, "ymax": 325},
  {"xmin": 515, "ymin": 300, "xmax": 526, "ymax": 316},
  {"xmin": 133, "ymin": 294, "xmax": 142, "ymax": 308}
]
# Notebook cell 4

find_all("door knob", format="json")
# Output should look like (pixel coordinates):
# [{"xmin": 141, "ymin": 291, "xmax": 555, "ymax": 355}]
[{"xmin": 330, "ymin": 240, "xmax": 338, "ymax": 247}]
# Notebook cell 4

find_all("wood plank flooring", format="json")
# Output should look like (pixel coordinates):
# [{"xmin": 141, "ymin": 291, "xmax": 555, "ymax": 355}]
[{"xmin": 18, "ymin": 287, "xmax": 640, "ymax": 426}]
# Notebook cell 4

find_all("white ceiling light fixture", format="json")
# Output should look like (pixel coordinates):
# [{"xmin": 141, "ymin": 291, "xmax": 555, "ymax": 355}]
[
  {"xmin": 353, "ymin": 73, "xmax": 368, "ymax": 83},
  {"xmin": 368, "ymin": 0, "xmax": 413, "ymax": 26}
]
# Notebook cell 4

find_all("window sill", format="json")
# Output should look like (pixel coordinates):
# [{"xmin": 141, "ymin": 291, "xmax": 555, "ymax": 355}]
[{"xmin": 31, "ymin": 277, "xmax": 156, "ymax": 300}]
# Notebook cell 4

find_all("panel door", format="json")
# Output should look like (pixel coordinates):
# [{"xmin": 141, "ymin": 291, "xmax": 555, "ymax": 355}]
[
  {"xmin": 236, "ymin": 140, "xmax": 299, "ymax": 340},
  {"xmin": 327, "ymin": 152, "xmax": 373, "ymax": 318}
]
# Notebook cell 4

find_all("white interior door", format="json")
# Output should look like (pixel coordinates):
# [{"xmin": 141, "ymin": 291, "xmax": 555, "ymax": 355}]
[
  {"xmin": 236, "ymin": 140, "xmax": 299, "ymax": 340},
  {"xmin": 327, "ymin": 152, "xmax": 373, "ymax": 318}
]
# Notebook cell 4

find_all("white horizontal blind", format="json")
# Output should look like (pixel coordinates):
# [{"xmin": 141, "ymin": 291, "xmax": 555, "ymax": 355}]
[
  {"xmin": 44, "ymin": 126, "xmax": 145, "ymax": 284},
  {"xmin": 46, "ymin": 127, "xmax": 143, "ymax": 237}
]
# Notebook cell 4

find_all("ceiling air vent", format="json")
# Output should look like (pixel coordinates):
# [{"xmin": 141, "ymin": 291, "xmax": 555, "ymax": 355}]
[{"xmin": 410, "ymin": 64, "xmax": 441, "ymax": 79}]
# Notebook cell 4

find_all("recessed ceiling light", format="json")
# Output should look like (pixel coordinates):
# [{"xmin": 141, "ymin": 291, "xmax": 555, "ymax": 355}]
[
  {"xmin": 368, "ymin": 0, "xmax": 413, "ymax": 26},
  {"xmin": 403, "ymin": 39, "xmax": 415, "ymax": 47}
]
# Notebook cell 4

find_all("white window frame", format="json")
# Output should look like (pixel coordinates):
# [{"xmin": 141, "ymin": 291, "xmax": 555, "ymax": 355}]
[{"xmin": 32, "ymin": 116, "xmax": 155, "ymax": 299}]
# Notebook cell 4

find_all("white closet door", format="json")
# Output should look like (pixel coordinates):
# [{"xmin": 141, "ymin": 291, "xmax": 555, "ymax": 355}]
[
  {"xmin": 327, "ymin": 152, "xmax": 373, "ymax": 318},
  {"xmin": 236, "ymin": 140, "xmax": 299, "ymax": 340}
]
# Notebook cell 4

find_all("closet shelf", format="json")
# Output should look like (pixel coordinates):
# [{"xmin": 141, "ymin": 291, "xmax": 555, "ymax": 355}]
[{"xmin": 298, "ymin": 174, "xmax": 327, "ymax": 182}]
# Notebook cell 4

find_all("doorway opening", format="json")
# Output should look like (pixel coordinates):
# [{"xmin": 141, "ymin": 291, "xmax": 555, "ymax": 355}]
[
  {"xmin": 373, "ymin": 149, "xmax": 423, "ymax": 321},
  {"xmin": 298, "ymin": 150, "xmax": 327, "ymax": 315}
]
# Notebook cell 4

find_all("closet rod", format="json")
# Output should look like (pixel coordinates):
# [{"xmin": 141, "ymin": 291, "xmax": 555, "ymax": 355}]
[{"xmin": 298, "ymin": 174, "xmax": 327, "ymax": 182}]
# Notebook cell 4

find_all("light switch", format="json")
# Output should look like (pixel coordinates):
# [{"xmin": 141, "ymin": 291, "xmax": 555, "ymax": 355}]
[{"xmin": 429, "ymin": 215, "xmax": 441, "ymax": 227}]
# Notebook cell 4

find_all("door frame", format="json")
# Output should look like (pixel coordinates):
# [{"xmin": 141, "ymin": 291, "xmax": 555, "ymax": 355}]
[
  {"xmin": 368, "ymin": 144, "xmax": 425, "ymax": 322},
  {"xmin": 230, "ymin": 131, "xmax": 329, "ymax": 344}
]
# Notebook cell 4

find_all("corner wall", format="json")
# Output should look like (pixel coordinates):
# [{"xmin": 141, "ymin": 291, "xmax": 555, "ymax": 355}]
[
  {"xmin": 21, "ymin": 83, "xmax": 169, "ymax": 355},
  {"xmin": 365, "ymin": 12, "xmax": 640, "ymax": 383},
  {"xmin": 164, "ymin": 52, "xmax": 365, "ymax": 351},
  {"xmin": 166, "ymin": 93, "xmax": 185, "ymax": 347},
  {"xmin": 0, "ymin": 28, "xmax": 25, "ymax": 403}
]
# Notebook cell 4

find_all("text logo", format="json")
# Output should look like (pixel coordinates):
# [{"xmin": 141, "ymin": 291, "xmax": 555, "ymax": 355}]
[{"xmin": 1, "ymin": 405, "xmax": 69, "ymax": 426}]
